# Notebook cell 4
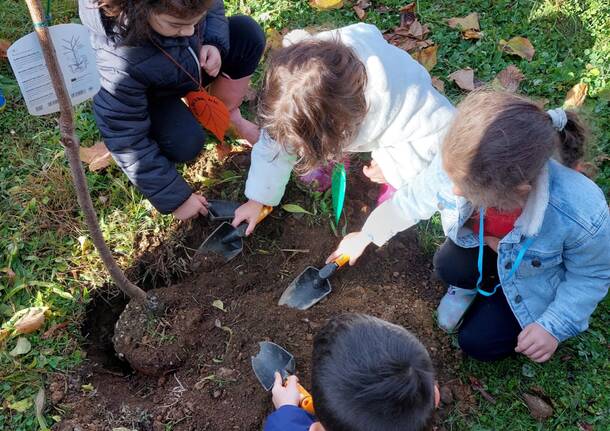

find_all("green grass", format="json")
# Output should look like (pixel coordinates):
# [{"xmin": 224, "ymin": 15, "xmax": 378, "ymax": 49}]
[{"xmin": 1, "ymin": 0, "xmax": 608, "ymax": 430}]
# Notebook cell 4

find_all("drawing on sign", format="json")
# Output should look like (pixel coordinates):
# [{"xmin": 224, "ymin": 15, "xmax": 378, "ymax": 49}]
[{"xmin": 62, "ymin": 35, "xmax": 88, "ymax": 73}]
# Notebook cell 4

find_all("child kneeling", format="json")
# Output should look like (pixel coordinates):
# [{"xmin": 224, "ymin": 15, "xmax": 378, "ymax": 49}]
[{"xmin": 265, "ymin": 314, "xmax": 439, "ymax": 431}]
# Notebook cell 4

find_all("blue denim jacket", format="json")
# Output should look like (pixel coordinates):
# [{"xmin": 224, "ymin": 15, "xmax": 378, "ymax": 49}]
[{"xmin": 363, "ymin": 156, "xmax": 610, "ymax": 342}]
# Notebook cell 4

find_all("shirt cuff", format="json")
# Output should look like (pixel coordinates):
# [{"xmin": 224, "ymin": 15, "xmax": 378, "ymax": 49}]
[{"xmin": 362, "ymin": 199, "xmax": 415, "ymax": 246}]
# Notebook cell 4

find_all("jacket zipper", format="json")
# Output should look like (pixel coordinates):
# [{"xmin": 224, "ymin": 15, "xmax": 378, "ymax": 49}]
[{"xmin": 187, "ymin": 46, "xmax": 202, "ymax": 87}]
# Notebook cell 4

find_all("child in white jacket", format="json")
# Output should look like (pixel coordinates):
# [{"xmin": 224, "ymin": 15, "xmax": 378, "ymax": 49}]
[{"xmin": 232, "ymin": 23, "xmax": 455, "ymax": 234}]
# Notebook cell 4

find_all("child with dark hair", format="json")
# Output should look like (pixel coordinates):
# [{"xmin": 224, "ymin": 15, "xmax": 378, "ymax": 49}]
[
  {"xmin": 328, "ymin": 91, "xmax": 610, "ymax": 363},
  {"xmin": 78, "ymin": 0, "xmax": 265, "ymax": 220},
  {"xmin": 264, "ymin": 314, "xmax": 440, "ymax": 431},
  {"xmin": 232, "ymin": 23, "xmax": 455, "ymax": 235}
]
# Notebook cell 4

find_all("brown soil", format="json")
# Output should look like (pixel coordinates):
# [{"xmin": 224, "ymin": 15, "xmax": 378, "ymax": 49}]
[{"xmin": 55, "ymin": 159, "xmax": 471, "ymax": 431}]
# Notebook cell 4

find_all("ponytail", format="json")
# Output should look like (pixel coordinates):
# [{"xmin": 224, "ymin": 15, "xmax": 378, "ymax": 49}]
[{"xmin": 556, "ymin": 110, "xmax": 589, "ymax": 169}]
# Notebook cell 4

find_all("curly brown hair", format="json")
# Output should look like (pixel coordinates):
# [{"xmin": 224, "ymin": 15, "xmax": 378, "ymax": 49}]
[
  {"xmin": 97, "ymin": 0, "xmax": 213, "ymax": 46},
  {"xmin": 257, "ymin": 38, "xmax": 368, "ymax": 173},
  {"xmin": 442, "ymin": 90, "xmax": 589, "ymax": 210}
]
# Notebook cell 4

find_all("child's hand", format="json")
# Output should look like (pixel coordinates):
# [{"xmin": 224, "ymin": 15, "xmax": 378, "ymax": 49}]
[
  {"xmin": 199, "ymin": 45, "xmax": 222, "ymax": 77},
  {"xmin": 232, "ymin": 199, "xmax": 264, "ymax": 235},
  {"xmin": 173, "ymin": 193, "xmax": 208, "ymax": 221},
  {"xmin": 271, "ymin": 372, "xmax": 302, "ymax": 409},
  {"xmin": 326, "ymin": 231, "xmax": 372, "ymax": 266},
  {"xmin": 363, "ymin": 160, "xmax": 387, "ymax": 184},
  {"xmin": 515, "ymin": 323, "xmax": 558, "ymax": 363}
]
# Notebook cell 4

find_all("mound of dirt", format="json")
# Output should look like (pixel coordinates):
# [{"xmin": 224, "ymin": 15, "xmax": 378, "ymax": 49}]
[
  {"xmin": 56, "ymin": 160, "xmax": 467, "ymax": 430},
  {"xmin": 113, "ymin": 287, "xmax": 209, "ymax": 375}
]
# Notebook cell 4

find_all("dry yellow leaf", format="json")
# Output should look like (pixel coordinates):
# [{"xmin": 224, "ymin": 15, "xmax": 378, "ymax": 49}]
[
  {"xmin": 265, "ymin": 28, "xmax": 283, "ymax": 52},
  {"xmin": 353, "ymin": 5, "xmax": 366, "ymax": 20},
  {"xmin": 79, "ymin": 141, "xmax": 113, "ymax": 171},
  {"xmin": 447, "ymin": 13, "xmax": 480, "ymax": 31},
  {"xmin": 564, "ymin": 83, "xmax": 588, "ymax": 108},
  {"xmin": 499, "ymin": 37, "xmax": 535, "ymax": 61},
  {"xmin": 309, "ymin": 0, "xmax": 344, "ymax": 11},
  {"xmin": 413, "ymin": 45, "xmax": 438, "ymax": 71},
  {"xmin": 13, "ymin": 306, "xmax": 48, "ymax": 335}
]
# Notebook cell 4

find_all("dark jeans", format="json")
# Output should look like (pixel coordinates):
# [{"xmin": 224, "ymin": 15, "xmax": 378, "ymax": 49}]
[
  {"xmin": 433, "ymin": 239, "xmax": 522, "ymax": 362},
  {"xmin": 149, "ymin": 15, "xmax": 265, "ymax": 163}
]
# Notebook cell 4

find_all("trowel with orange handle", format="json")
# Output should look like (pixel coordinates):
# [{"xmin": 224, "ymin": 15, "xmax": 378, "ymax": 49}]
[
  {"xmin": 251, "ymin": 341, "xmax": 315, "ymax": 415},
  {"xmin": 197, "ymin": 205, "xmax": 273, "ymax": 263},
  {"xmin": 278, "ymin": 255, "xmax": 349, "ymax": 310}
]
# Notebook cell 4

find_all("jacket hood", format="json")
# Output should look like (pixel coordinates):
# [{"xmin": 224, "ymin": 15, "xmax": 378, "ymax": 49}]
[{"xmin": 78, "ymin": 0, "xmax": 108, "ymax": 36}]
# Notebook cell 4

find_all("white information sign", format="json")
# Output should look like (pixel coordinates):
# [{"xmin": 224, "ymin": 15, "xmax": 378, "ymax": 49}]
[{"xmin": 7, "ymin": 23, "xmax": 100, "ymax": 116}]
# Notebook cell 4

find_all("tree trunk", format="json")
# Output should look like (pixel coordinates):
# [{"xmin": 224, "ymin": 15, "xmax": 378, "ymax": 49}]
[{"xmin": 24, "ymin": 0, "xmax": 157, "ymax": 310}]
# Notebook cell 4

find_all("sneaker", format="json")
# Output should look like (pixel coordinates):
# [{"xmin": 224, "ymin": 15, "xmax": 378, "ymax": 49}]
[
  {"xmin": 437, "ymin": 285, "xmax": 477, "ymax": 333},
  {"xmin": 377, "ymin": 183, "xmax": 397, "ymax": 206}
]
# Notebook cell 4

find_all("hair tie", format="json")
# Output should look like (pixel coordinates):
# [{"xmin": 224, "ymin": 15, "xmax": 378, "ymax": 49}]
[{"xmin": 546, "ymin": 108, "xmax": 568, "ymax": 132}]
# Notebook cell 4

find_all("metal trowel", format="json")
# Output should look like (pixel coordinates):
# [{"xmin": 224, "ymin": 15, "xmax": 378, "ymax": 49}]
[
  {"xmin": 206, "ymin": 200, "xmax": 241, "ymax": 222},
  {"xmin": 197, "ymin": 205, "xmax": 273, "ymax": 263},
  {"xmin": 251, "ymin": 341, "xmax": 315, "ymax": 415},
  {"xmin": 278, "ymin": 254, "xmax": 349, "ymax": 310}
]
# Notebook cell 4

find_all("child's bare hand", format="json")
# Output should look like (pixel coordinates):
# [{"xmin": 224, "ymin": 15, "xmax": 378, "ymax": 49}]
[
  {"xmin": 199, "ymin": 44, "xmax": 222, "ymax": 77},
  {"xmin": 232, "ymin": 199, "xmax": 264, "ymax": 235},
  {"xmin": 363, "ymin": 160, "xmax": 387, "ymax": 184},
  {"xmin": 173, "ymin": 193, "xmax": 208, "ymax": 221},
  {"xmin": 515, "ymin": 323, "xmax": 558, "ymax": 363},
  {"xmin": 271, "ymin": 372, "xmax": 302, "ymax": 409},
  {"xmin": 326, "ymin": 231, "xmax": 372, "ymax": 266}
]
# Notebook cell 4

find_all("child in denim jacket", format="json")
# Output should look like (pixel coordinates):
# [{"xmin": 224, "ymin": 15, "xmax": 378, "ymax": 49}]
[{"xmin": 329, "ymin": 91, "xmax": 610, "ymax": 363}]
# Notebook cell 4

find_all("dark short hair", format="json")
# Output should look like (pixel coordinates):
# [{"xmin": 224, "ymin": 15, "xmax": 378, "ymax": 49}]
[{"xmin": 312, "ymin": 314, "xmax": 435, "ymax": 431}]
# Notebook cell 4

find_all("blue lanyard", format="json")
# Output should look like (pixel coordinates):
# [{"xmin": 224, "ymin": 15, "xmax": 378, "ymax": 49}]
[{"xmin": 476, "ymin": 207, "xmax": 535, "ymax": 296}]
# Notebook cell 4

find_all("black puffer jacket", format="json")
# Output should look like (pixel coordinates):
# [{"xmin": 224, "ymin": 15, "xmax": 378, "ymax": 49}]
[{"xmin": 79, "ymin": 0, "xmax": 229, "ymax": 213}]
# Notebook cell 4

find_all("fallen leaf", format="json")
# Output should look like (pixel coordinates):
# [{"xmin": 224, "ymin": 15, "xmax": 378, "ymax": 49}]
[
  {"xmin": 212, "ymin": 299, "xmax": 226, "ymax": 312},
  {"xmin": 399, "ymin": 2, "xmax": 417, "ymax": 27},
  {"xmin": 9, "ymin": 337, "xmax": 32, "ymax": 357},
  {"xmin": 353, "ymin": 5, "xmax": 366, "ymax": 20},
  {"xmin": 499, "ymin": 37, "xmax": 535, "ymax": 61},
  {"xmin": 493, "ymin": 65, "xmax": 525, "ymax": 92},
  {"xmin": 413, "ymin": 45, "xmax": 438, "ymax": 71},
  {"xmin": 448, "ymin": 68, "xmax": 475, "ymax": 91},
  {"xmin": 81, "ymin": 383, "xmax": 94, "ymax": 392},
  {"xmin": 186, "ymin": 89, "xmax": 230, "ymax": 144},
  {"xmin": 463, "ymin": 29, "xmax": 482, "ymax": 40},
  {"xmin": 578, "ymin": 422, "xmax": 594, "ymax": 431},
  {"xmin": 447, "ymin": 13, "xmax": 480, "ymax": 31},
  {"xmin": 408, "ymin": 21, "xmax": 426, "ymax": 39},
  {"xmin": 523, "ymin": 393, "xmax": 553, "ymax": 420},
  {"xmin": 0, "ymin": 39, "xmax": 11, "ymax": 58},
  {"xmin": 265, "ymin": 28, "xmax": 283, "ymax": 52},
  {"xmin": 77, "ymin": 235, "xmax": 93, "ymax": 254},
  {"xmin": 34, "ymin": 388, "xmax": 49, "ymax": 431},
  {"xmin": 282, "ymin": 203, "xmax": 313, "ymax": 215},
  {"xmin": 0, "ymin": 328, "xmax": 10, "ymax": 344},
  {"xmin": 8, "ymin": 398, "xmax": 32, "ymax": 412},
  {"xmin": 469, "ymin": 376, "xmax": 496, "ymax": 404},
  {"xmin": 14, "ymin": 306, "xmax": 48, "ymax": 335},
  {"xmin": 79, "ymin": 141, "xmax": 113, "ymax": 171},
  {"xmin": 42, "ymin": 322, "xmax": 69, "ymax": 339},
  {"xmin": 431, "ymin": 77, "xmax": 445, "ymax": 93},
  {"xmin": 309, "ymin": 0, "xmax": 344, "ymax": 10},
  {"xmin": 564, "ymin": 83, "xmax": 588, "ymax": 108}
]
